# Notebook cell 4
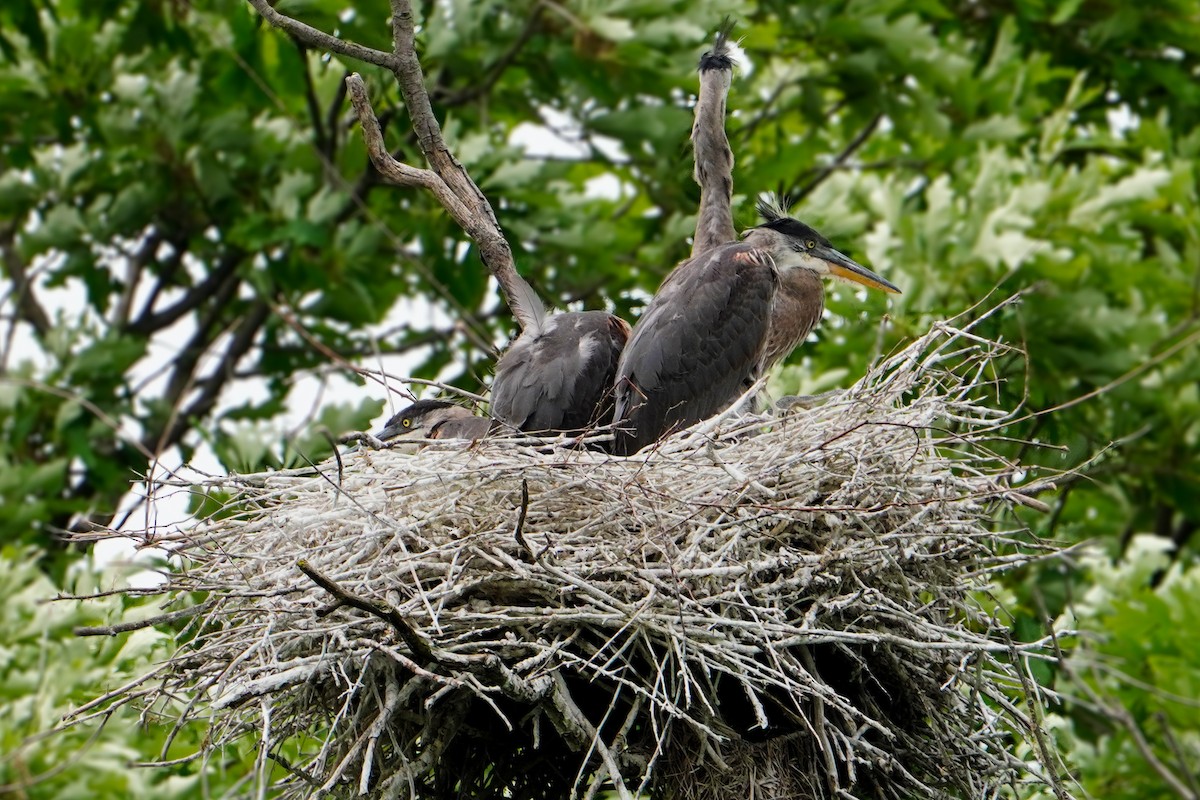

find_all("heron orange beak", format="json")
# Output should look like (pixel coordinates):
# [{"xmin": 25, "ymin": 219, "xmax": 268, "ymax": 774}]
[{"xmin": 817, "ymin": 245, "xmax": 901, "ymax": 294}]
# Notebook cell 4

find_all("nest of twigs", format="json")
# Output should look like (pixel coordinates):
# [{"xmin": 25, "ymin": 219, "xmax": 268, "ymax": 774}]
[{"xmin": 77, "ymin": 310, "xmax": 1064, "ymax": 799}]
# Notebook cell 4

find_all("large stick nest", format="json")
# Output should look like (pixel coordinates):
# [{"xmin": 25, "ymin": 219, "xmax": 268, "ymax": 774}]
[{"xmin": 81, "ymin": 314, "xmax": 1062, "ymax": 799}]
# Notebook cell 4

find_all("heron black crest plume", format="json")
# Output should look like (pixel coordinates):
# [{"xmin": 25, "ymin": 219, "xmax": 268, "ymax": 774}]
[
  {"xmin": 698, "ymin": 17, "xmax": 736, "ymax": 72},
  {"xmin": 755, "ymin": 192, "xmax": 794, "ymax": 224}
]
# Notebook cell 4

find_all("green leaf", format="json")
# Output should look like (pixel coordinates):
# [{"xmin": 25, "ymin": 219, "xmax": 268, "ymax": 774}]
[
  {"xmin": 69, "ymin": 336, "xmax": 146, "ymax": 384},
  {"xmin": 4, "ymin": 0, "xmax": 48, "ymax": 60}
]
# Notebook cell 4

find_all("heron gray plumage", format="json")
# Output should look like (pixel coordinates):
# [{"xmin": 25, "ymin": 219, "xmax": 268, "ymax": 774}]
[
  {"xmin": 477, "ymin": 22, "xmax": 733, "ymax": 440},
  {"xmin": 611, "ymin": 198, "xmax": 900, "ymax": 455},
  {"xmin": 490, "ymin": 310, "xmax": 630, "ymax": 435},
  {"xmin": 486, "ymin": 23, "xmax": 736, "ymax": 438},
  {"xmin": 376, "ymin": 399, "xmax": 493, "ymax": 443}
]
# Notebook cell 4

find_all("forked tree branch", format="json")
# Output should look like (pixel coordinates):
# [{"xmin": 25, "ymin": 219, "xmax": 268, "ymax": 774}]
[
  {"xmin": 1, "ymin": 226, "xmax": 52, "ymax": 338},
  {"xmin": 243, "ymin": 0, "xmax": 399, "ymax": 71},
  {"xmin": 246, "ymin": 0, "xmax": 541, "ymax": 334}
]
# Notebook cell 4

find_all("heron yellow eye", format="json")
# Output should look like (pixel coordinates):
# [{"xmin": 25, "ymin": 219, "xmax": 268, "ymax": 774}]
[
  {"xmin": 402, "ymin": 419, "xmax": 412, "ymax": 428},
  {"xmin": 806, "ymin": 240, "xmax": 816, "ymax": 249}
]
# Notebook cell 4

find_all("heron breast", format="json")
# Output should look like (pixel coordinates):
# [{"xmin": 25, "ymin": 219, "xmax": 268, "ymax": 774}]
[{"xmin": 763, "ymin": 268, "xmax": 825, "ymax": 368}]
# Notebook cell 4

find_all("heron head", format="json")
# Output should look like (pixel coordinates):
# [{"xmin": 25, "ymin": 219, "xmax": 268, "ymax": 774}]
[
  {"xmin": 376, "ymin": 399, "xmax": 476, "ymax": 442},
  {"xmin": 750, "ymin": 195, "xmax": 901, "ymax": 295}
]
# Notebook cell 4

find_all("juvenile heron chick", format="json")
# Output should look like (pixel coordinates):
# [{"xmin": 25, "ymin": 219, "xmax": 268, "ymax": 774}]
[
  {"xmin": 376, "ymin": 399, "xmax": 492, "ymax": 443},
  {"xmin": 612, "ymin": 198, "xmax": 900, "ymax": 455}
]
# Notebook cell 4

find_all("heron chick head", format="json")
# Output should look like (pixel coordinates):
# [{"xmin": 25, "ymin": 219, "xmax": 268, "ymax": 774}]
[{"xmin": 376, "ymin": 400, "xmax": 477, "ymax": 442}]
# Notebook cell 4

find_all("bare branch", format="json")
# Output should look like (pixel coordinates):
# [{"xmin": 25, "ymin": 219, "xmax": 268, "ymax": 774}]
[
  {"xmin": 297, "ymin": 559, "xmax": 434, "ymax": 663},
  {"xmin": 344, "ymin": 72, "xmax": 541, "ymax": 333},
  {"xmin": 324, "ymin": 68, "xmax": 351, "ymax": 158},
  {"xmin": 343, "ymin": 76, "xmax": 455, "ymax": 194},
  {"xmin": 513, "ymin": 478, "xmax": 533, "ymax": 561},
  {"xmin": 252, "ymin": 0, "xmax": 545, "ymax": 334},
  {"xmin": 168, "ymin": 300, "xmax": 271, "ymax": 443},
  {"xmin": 0, "ymin": 376, "xmax": 159, "ymax": 464},
  {"xmin": 150, "ymin": 296, "xmax": 270, "ymax": 455},
  {"xmin": 127, "ymin": 250, "xmax": 242, "ymax": 336},
  {"xmin": 790, "ymin": 112, "xmax": 883, "ymax": 202},
  {"xmin": 293, "ymin": 39, "xmax": 330, "ymax": 156},
  {"xmin": 1004, "ymin": 633, "xmax": 1071, "ymax": 800},
  {"xmin": 434, "ymin": 3, "xmax": 547, "ymax": 108},
  {"xmin": 243, "ymin": 0, "xmax": 398, "ymax": 71},
  {"xmin": 353, "ymin": 0, "xmax": 538, "ymax": 333},
  {"xmin": 111, "ymin": 229, "xmax": 163, "ymax": 329},
  {"xmin": 1045, "ymin": 611, "xmax": 1197, "ymax": 800},
  {"xmin": 0, "ymin": 226, "xmax": 52, "ymax": 337},
  {"xmin": 75, "ymin": 600, "xmax": 214, "ymax": 637}
]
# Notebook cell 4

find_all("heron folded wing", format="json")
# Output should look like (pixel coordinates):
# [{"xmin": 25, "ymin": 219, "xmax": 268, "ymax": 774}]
[
  {"xmin": 492, "ymin": 311, "xmax": 629, "ymax": 435},
  {"xmin": 613, "ymin": 244, "xmax": 777, "ymax": 454}
]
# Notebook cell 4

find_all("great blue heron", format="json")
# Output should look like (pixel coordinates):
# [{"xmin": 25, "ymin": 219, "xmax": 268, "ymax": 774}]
[
  {"xmin": 487, "ymin": 25, "xmax": 733, "ymax": 439},
  {"xmin": 376, "ymin": 399, "xmax": 493, "ymax": 442},
  {"xmin": 611, "ymin": 197, "xmax": 901, "ymax": 455}
]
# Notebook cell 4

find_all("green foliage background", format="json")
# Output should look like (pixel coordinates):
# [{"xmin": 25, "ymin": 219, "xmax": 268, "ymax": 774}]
[{"xmin": 1, "ymin": 0, "xmax": 1197, "ymax": 796}]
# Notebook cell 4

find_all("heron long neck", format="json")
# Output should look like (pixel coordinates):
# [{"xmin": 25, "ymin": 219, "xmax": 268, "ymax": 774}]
[
  {"xmin": 690, "ymin": 53, "xmax": 735, "ymax": 257},
  {"xmin": 763, "ymin": 268, "xmax": 824, "ymax": 370}
]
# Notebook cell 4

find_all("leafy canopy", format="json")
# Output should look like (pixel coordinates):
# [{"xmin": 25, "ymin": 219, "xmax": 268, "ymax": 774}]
[{"xmin": 1, "ymin": 0, "xmax": 1198, "ymax": 796}]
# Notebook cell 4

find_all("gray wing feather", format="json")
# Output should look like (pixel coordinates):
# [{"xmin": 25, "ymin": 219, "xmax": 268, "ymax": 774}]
[
  {"xmin": 491, "ymin": 311, "xmax": 628, "ymax": 434},
  {"xmin": 507, "ymin": 274, "xmax": 547, "ymax": 337},
  {"xmin": 613, "ymin": 244, "xmax": 777, "ymax": 455}
]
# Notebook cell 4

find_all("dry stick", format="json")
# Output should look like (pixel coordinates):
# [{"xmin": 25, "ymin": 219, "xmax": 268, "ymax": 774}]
[
  {"xmin": 1155, "ymin": 711, "xmax": 1200, "ymax": 798},
  {"xmin": 243, "ymin": 0, "xmax": 399, "ymax": 70},
  {"xmin": 267, "ymin": 752, "xmax": 325, "ymax": 793},
  {"xmin": 297, "ymin": 560, "xmax": 434, "ymax": 664},
  {"xmin": 59, "ymin": 664, "xmax": 170, "ymax": 722},
  {"xmin": 359, "ymin": 670, "xmax": 402, "ymax": 795},
  {"xmin": 3, "ymin": 376, "xmax": 159, "ymax": 464},
  {"xmin": 0, "ymin": 712, "xmax": 114, "ymax": 795},
  {"xmin": 378, "ymin": 1, "xmax": 539, "ymax": 330},
  {"xmin": 799, "ymin": 646, "xmax": 840, "ymax": 795},
  {"xmin": 1002, "ymin": 633, "xmax": 1071, "ymax": 800},
  {"xmin": 791, "ymin": 112, "xmax": 884, "ymax": 202},
  {"xmin": 343, "ymin": 72, "xmax": 541, "ymax": 335},
  {"xmin": 437, "ymin": 2, "xmax": 548, "ymax": 107},
  {"xmin": 74, "ymin": 600, "xmax": 214, "ymax": 637},
  {"xmin": 513, "ymin": 478, "xmax": 534, "ymax": 561},
  {"xmin": 546, "ymin": 672, "xmax": 634, "ymax": 800}
]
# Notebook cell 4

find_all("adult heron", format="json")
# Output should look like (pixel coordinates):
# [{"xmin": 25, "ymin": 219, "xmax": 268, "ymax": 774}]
[
  {"xmin": 611, "ymin": 198, "xmax": 900, "ymax": 455},
  {"xmin": 487, "ymin": 24, "xmax": 733, "ymax": 439}
]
